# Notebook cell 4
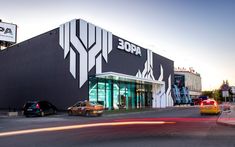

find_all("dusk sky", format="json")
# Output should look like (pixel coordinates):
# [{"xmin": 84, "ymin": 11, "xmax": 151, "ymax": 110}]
[{"xmin": 2, "ymin": 0, "xmax": 235, "ymax": 90}]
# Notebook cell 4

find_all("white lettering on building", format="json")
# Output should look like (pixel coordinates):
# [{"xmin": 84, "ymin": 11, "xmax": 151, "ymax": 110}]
[{"xmin": 117, "ymin": 38, "xmax": 141, "ymax": 56}]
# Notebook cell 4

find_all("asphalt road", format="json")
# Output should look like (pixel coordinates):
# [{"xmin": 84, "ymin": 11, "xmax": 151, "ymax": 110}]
[{"xmin": 0, "ymin": 106, "xmax": 235, "ymax": 147}]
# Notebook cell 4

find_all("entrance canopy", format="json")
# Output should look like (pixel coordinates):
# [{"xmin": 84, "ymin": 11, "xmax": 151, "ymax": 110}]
[{"xmin": 95, "ymin": 72, "xmax": 164, "ymax": 85}]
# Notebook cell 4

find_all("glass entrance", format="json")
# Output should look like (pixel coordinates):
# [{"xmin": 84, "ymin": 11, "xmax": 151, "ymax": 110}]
[{"xmin": 88, "ymin": 77, "xmax": 152, "ymax": 110}]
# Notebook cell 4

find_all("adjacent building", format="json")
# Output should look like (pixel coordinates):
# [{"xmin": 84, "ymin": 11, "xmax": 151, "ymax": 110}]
[
  {"xmin": 0, "ymin": 19, "xmax": 174, "ymax": 110},
  {"xmin": 174, "ymin": 68, "xmax": 202, "ymax": 99}
]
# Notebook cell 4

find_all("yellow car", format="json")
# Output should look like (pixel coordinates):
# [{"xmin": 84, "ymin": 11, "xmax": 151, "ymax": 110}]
[
  {"xmin": 200, "ymin": 99, "xmax": 220, "ymax": 115},
  {"xmin": 67, "ymin": 101, "xmax": 104, "ymax": 116}
]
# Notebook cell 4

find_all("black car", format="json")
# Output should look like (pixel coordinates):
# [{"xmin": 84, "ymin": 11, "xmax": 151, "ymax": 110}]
[{"xmin": 23, "ymin": 101, "xmax": 57, "ymax": 117}]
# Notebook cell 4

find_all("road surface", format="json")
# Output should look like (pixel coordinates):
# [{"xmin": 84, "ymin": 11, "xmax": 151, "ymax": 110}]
[{"xmin": 0, "ymin": 106, "xmax": 235, "ymax": 147}]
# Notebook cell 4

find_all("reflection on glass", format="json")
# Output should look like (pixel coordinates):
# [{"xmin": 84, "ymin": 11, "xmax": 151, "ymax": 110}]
[{"xmin": 88, "ymin": 77, "xmax": 152, "ymax": 110}]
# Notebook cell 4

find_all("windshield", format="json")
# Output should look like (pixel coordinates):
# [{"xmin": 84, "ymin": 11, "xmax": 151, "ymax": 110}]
[
  {"xmin": 24, "ymin": 102, "xmax": 37, "ymax": 109},
  {"xmin": 89, "ymin": 101, "xmax": 99, "ymax": 106}
]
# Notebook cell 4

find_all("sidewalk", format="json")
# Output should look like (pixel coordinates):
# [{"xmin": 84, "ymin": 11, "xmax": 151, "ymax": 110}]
[
  {"xmin": 0, "ymin": 106, "xmax": 192, "ymax": 118},
  {"xmin": 217, "ymin": 103, "xmax": 235, "ymax": 126},
  {"xmin": 103, "ymin": 105, "xmax": 193, "ymax": 117},
  {"xmin": 0, "ymin": 110, "xmax": 21, "ymax": 118}
]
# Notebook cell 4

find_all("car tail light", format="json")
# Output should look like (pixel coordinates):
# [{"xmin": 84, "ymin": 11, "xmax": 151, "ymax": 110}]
[
  {"xmin": 214, "ymin": 101, "xmax": 218, "ymax": 107},
  {"xmin": 200, "ymin": 102, "xmax": 203, "ymax": 107},
  {"xmin": 36, "ymin": 104, "xmax": 40, "ymax": 109}
]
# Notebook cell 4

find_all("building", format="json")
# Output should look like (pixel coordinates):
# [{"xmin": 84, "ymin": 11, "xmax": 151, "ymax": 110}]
[
  {"xmin": 0, "ymin": 19, "xmax": 174, "ymax": 110},
  {"xmin": 230, "ymin": 86, "xmax": 235, "ymax": 102},
  {"xmin": 174, "ymin": 68, "xmax": 202, "ymax": 99}
]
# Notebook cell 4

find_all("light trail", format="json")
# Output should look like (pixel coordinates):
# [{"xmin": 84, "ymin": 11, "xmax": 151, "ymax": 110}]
[
  {"xmin": 0, "ymin": 121, "xmax": 175, "ymax": 137},
  {"xmin": 114, "ymin": 117, "xmax": 218, "ymax": 122}
]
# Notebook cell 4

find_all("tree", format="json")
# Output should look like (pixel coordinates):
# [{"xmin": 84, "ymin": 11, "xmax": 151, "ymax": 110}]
[
  {"xmin": 213, "ymin": 89, "xmax": 222, "ymax": 103},
  {"xmin": 201, "ymin": 90, "xmax": 222, "ymax": 103},
  {"xmin": 201, "ymin": 91, "xmax": 213, "ymax": 98}
]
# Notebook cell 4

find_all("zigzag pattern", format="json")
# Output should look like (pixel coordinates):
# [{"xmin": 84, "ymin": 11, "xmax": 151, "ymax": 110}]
[
  {"xmin": 59, "ymin": 19, "xmax": 112, "ymax": 88},
  {"xmin": 136, "ymin": 50, "xmax": 155, "ymax": 80}
]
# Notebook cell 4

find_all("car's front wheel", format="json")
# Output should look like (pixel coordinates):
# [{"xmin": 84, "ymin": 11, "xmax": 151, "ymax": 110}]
[
  {"xmin": 68, "ymin": 110, "xmax": 73, "ymax": 116},
  {"xmin": 97, "ymin": 113, "xmax": 103, "ymax": 117},
  {"xmin": 41, "ymin": 111, "xmax": 45, "ymax": 117}
]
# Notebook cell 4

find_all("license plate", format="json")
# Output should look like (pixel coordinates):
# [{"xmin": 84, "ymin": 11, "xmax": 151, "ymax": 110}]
[
  {"xmin": 204, "ymin": 106, "xmax": 212, "ymax": 109},
  {"xmin": 27, "ymin": 109, "xmax": 32, "ymax": 111}
]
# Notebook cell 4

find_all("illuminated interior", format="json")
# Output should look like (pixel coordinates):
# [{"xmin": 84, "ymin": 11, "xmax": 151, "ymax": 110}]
[{"xmin": 89, "ymin": 73, "xmax": 153, "ymax": 110}]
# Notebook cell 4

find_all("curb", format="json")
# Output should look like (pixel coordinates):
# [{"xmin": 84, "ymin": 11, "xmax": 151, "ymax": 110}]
[
  {"xmin": 216, "ymin": 118, "xmax": 235, "ymax": 127},
  {"xmin": 216, "ymin": 109, "xmax": 235, "ymax": 127},
  {"xmin": 103, "ymin": 106, "xmax": 191, "ymax": 117},
  {"xmin": 0, "ymin": 106, "xmax": 193, "ymax": 118}
]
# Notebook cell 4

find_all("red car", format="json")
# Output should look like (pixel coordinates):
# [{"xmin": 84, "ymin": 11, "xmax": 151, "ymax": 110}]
[{"xmin": 193, "ymin": 98, "xmax": 203, "ymax": 105}]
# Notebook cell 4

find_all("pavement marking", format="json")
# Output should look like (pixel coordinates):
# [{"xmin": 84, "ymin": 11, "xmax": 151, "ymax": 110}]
[{"xmin": 0, "ymin": 121, "xmax": 176, "ymax": 137}]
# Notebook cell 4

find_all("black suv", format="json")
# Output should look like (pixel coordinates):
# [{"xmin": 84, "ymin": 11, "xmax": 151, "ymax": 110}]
[{"xmin": 23, "ymin": 101, "xmax": 57, "ymax": 117}]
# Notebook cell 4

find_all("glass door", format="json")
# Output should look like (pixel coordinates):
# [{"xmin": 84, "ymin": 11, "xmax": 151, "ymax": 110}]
[
  {"xmin": 113, "ymin": 81, "xmax": 119, "ymax": 110},
  {"xmin": 105, "ymin": 80, "xmax": 112, "ymax": 110},
  {"xmin": 119, "ymin": 82, "xmax": 127, "ymax": 109}
]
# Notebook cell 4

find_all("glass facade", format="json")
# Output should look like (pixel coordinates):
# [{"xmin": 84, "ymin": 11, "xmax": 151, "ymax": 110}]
[{"xmin": 89, "ymin": 77, "xmax": 152, "ymax": 110}]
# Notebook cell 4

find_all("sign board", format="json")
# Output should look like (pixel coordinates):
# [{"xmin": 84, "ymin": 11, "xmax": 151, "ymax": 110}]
[
  {"xmin": 0, "ymin": 22, "xmax": 17, "ymax": 43},
  {"xmin": 222, "ymin": 91, "xmax": 229, "ymax": 97},
  {"xmin": 221, "ymin": 84, "xmax": 229, "ymax": 91},
  {"xmin": 230, "ymin": 86, "xmax": 235, "ymax": 94}
]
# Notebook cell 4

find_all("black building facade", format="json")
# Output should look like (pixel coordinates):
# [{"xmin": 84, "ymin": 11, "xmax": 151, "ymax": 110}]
[{"xmin": 0, "ymin": 19, "xmax": 174, "ymax": 110}]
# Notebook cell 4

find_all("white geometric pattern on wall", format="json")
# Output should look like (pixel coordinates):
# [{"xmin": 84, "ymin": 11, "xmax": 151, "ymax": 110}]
[
  {"xmin": 136, "ymin": 50, "xmax": 173, "ymax": 107},
  {"xmin": 158, "ymin": 65, "xmax": 163, "ymax": 81},
  {"xmin": 59, "ymin": 19, "xmax": 113, "ymax": 88},
  {"xmin": 136, "ymin": 49, "xmax": 155, "ymax": 80},
  {"xmin": 166, "ymin": 74, "xmax": 173, "ymax": 106},
  {"xmin": 158, "ymin": 66, "xmax": 173, "ymax": 107}
]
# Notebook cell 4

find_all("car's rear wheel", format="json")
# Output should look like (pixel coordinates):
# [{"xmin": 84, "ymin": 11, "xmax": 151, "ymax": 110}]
[
  {"xmin": 41, "ymin": 111, "xmax": 45, "ymax": 117},
  {"xmin": 85, "ymin": 111, "xmax": 90, "ymax": 117}
]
